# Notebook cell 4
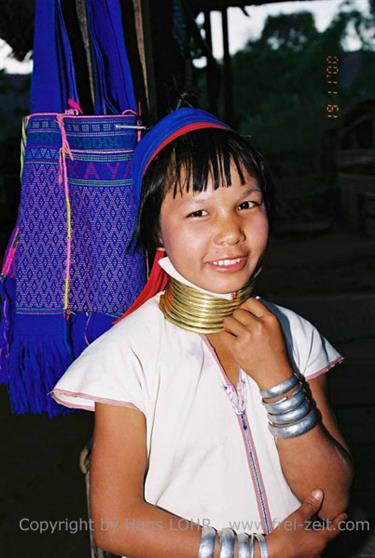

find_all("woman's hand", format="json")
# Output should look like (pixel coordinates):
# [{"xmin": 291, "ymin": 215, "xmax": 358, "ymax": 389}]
[
  {"xmin": 217, "ymin": 297, "xmax": 293, "ymax": 389},
  {"xmin": 266, "ymin": 489, "xmax": 347, "ymax": 558}
]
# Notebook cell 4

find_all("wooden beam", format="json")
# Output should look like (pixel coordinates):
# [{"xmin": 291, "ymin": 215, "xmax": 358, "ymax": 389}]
[
  {"xmin": 190, "ymin": 0, "xmax": 337, "ymax": 11},
  {"xmin": 183, "ymin": 0, "xmax": 216, "ymax": 64},
  {"xmin": 132, "ymin": 0, "xmax": 158, "ymax": 120},
  {"xmin": 221, "ymin": 8, "xmax": 234, "ymax": 124},
  {"xmin": 203, "ymin": 10, "xmax": 219, "ymax": 114},
  {"xmin": 75, "ymin": 0, "xmax": 95, "ymax": 107}
]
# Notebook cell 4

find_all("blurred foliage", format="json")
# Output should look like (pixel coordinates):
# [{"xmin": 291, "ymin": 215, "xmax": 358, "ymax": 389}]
[
  {"xmin": 194, "ymin": 0, "xmax": 375, "ymax": 209},
  {"xmin": 258, "ymin": 12, "xmax": 319, "ymax": 51}
]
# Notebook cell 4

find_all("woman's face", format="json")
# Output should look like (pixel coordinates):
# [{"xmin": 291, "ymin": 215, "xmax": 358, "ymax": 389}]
[{"xmin": 159, "ymin": 161, "xmax": 269, "ymax": 294}]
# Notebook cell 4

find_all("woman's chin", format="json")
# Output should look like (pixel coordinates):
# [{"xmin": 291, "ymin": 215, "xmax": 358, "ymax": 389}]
[{"xmin": 200, "ymin": 269, "xmax": 254, "ymax": 294}]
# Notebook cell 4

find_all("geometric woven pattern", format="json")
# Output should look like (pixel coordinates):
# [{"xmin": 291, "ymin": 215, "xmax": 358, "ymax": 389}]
[
  {"xmin": 64, "ymin": 115, "xmax": 140, "ymax": 150},
  {"xmin": 17, "ymin": 120, "xmax": 65, "ymax": 312},
  {"xmin": 68, "ymin": 152, "xmax": 145, "ymax": 315},
  {"xmin": 16, "ymin": 113, "xmax": 146, "ymax": 318}
]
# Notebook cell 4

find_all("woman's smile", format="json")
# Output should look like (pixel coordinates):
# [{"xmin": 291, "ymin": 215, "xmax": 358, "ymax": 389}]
[{"xmin": 206, "ymin": 255, "xmax": 248, "ymax": 272}]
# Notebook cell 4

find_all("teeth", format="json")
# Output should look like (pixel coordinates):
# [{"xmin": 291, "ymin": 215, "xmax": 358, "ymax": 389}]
[{"xmin": 211, "ymin": 258, "xmax": 242, "ymax": 266}]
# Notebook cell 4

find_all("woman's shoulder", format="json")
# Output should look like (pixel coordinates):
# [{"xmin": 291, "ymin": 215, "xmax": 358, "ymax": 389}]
[
  {"xmin": 68, "ymin": 292, "xmax": 166, "ymax": 364},
  {"xmin": 112, "ymin": 291, "xmax": 166, "ymax": 337},
  {"xmin": 49, "ymin": 292, "xmax": 167, "ymax": 413},
  {"xmin": 259, "ymin": 297, "xmax": 314, "ymax": 335},
  {"xmin": 258, "ymin": 297, "xmax": 344, "ymax": 380}
]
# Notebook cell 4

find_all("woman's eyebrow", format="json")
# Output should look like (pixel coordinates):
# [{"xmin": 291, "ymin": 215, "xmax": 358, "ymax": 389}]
[
  {"xmin": 239, "ymin": 186, "xmax": 262, "ymax": 198},
  {"xmin": 182, "ymin": 185, "xmax": 261, "ymax": 205}
]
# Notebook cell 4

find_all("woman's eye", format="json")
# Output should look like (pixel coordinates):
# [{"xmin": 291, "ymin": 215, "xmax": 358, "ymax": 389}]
[
  {"xmin": 187, "ymin": 209, "xmax": 207, "ymax": 218},
  {"xmin": 238, "ymin": 200, "xmax": 259, "ymax": 210}
]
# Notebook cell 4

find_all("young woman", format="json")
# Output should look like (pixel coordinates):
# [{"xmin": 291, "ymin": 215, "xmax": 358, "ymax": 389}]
[{"xmin": 50, "ymin": 106, "xmax": 353, "ymax": 558}]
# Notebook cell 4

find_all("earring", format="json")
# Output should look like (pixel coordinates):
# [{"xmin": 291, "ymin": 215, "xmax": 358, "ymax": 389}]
[{"xmin": 157, "ymin": 246, "xmax": 166, "ymax": 252}]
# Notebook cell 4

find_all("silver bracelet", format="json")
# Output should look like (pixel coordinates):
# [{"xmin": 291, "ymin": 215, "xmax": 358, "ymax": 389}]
[
  {"xmin": 268, "ymin": 398, "xmax": 311, "ymax": 425},
  {"xmin": 237, "ymin": 532, "xmax": 251, "ymax": 558},
  {"xmin": 269, "ymin": 408, "xmax": 319, "ymax": 440},
  {"xmin": 198, "ymin": 526, "xmax": 217, "ymax": 558},
  {"xmin": 260, "ymin": 373, "xmax": 298, "ymax": 399},
  {"xmin": 254, "ymin": 533, "xmax": 269, "ymax": 558},
  {"xmin": 218, "ymin": 528, "xmax": 236, "ymax": 558},
  {"xmin": 263, "ymin": 383, "xmax": 305, "ymax": 414},
  {"xmin": 249, "ymin": 533, "xmax": 255, "ymax": 558}
]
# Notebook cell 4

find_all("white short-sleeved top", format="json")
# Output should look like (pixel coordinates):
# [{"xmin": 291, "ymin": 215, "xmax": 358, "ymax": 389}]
[{"xmin": 50, "ymin": 259, "xmax": 344, "ymax": 535}]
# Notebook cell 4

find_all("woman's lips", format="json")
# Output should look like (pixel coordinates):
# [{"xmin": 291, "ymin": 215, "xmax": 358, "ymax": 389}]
[{"xmin": 206, "ymin": 256, "xmax": 248, "ymax": 273}]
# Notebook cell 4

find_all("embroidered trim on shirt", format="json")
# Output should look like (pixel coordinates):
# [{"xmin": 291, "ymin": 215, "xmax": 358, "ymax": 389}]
[
  {"xmin": 305, "ymin": 356, "xmax": 344, "ymax": 380},
  {"xmin": 200, "ymin": 334, "xmax": 273, "ymax": 534},
  {"xmin": 238, "ymin": 411, "xmax": 273, "ymax": 534},
  {"xmin": 51, "ymin": 388, "xmax": 145, "ymax": 414},
  {"xmin": 223, "ymin": 376, "xmax": 247, "ymax": 414}
]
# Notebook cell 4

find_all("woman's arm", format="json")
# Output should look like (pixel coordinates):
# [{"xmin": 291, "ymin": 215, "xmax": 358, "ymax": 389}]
[
  {"xmin": 90, "ymin": 402, "xmax": 344, "ymax": 558},
  {"xmin": 215, "ymin": 297, "xmax": 354, "ymax": 521},
  {"xmin": 90, "ymin": 402, "xmax": 219, "ymax": 557},
  {"xmin": 273, "ymin": 373, "xmax": 354, "ymax": 519}
]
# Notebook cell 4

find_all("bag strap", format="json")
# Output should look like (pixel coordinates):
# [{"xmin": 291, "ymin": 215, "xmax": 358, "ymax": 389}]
[
  {"xmin": 86, "ymin": 0, "xmax": 137, "ymax": 114},
  {"xmin": 30, "ymin": 0, "xmax": 80, "ymax": 113}
]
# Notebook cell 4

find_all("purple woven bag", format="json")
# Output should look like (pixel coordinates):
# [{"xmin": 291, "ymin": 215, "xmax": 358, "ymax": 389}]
[{"xmin": 0, "ymin": 0, "xmax": 147, "ymax": 416}]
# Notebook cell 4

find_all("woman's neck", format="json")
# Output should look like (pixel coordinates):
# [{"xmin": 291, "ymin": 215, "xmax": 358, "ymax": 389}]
[
  {"xmin": 157, "ymin": 255, "xmax": 260, "ymax": 335},
  {"xmin": 158, "ymin": 255, "xmax": 238, "ymax": 299}
]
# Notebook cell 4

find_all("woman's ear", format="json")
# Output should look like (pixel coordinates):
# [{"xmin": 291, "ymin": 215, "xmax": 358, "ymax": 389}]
[{"xmin": 156, "ymin": 232, "xmax": 165, "ymax": 251}]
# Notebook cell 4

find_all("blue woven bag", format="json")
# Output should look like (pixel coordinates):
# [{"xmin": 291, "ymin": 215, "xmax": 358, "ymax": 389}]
[{"xmin": 0, "ymin": 0, "xmax": 147, "ymax": 416}]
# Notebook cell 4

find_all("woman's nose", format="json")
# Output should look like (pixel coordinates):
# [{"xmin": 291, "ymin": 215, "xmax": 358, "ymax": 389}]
[{"xmin": 213, "ymin": 214, "xmax": 245, "ymax": 245}]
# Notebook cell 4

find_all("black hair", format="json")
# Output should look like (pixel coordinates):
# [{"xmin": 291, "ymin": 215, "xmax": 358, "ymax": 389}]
[{"xmin": 132, "ymin": 124, "xmax": 275, "ymax": 261}]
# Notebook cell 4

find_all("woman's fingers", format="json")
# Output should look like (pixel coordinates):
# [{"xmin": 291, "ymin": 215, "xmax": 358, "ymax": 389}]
[
  {"xmin": 217, "ymin": 330, "xmax": 237, "ymax": 344},
  {"xmin": 222, "ymin": 314, "xmax": 253, "ymax": 337},
  {"xmin": 295, "ymin": 490, "xmax": 347, "ymax": 543},
  {"xmin": 269, "ymin": 489, "xmax": 348, "ymax": 557},
  {"xmin": 331, "ymin": 512, "xmax": 348, "ymax": 527},
  {"xmin": 324, "ymin": 512, "xmax": 348, "ymax": 542},
  {"xmin": 298, "ymin": 489, "xmax": 324, "ymax": 522},
  {"xmin": 230, "ymin": 307, "xmax": 258, "ymax": 326},
  {"xmin": 239, "ymin": 296, "xmax": 272, "ymax": 318}
]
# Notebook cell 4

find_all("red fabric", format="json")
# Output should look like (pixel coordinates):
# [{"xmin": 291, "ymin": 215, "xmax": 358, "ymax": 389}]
[{"xmin": 112, "ymin": 249, "xmax": 169, "ymax": 325}]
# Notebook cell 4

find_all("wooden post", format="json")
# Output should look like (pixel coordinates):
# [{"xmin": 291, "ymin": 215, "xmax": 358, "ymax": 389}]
[
  {"xmin": 75, "ymin": 0, "xmax": 95, "ymax": 107},
  {"xmin": 132, "ymin": 0, "xmax": 158, "ymax": 120},
  {"xmin": 203, "ymin": 10, "xmax": 218, "ymax": 114},
  {"xmin": 221, "ymin": 8, "xmax": 234, "ymax": 125}
]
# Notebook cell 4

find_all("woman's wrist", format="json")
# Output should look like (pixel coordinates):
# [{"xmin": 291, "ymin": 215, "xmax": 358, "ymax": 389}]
[
  {"xmin": 255, "ymin": 365, "xmax": 295, "ymax": 392},
  {"xmin": 200, "ymin": 528, "xmax": 277, "ymax": 558},
  {"xmin": 263, "ymin": 530, "xmax": 289, "ymax": 558}
]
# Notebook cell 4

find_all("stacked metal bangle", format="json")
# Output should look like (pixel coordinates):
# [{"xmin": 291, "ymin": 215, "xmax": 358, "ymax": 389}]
[
  {"xmin": 254, "ymin": 533, "xmax": 269, "ymax": 558},
  {"xmin": 260, "ymin": 373, "xmax": 319, "ymax": 440},
  {"xmin": 238, "ymin": 532, "xmax": 256, "ymax": 558},
  {"xmin": 198, "ymin": 526, "xmax": 217, "ymax": 558},
  {"xmin": 198, "ymin": 527, "xmax": 267, "ymax": 558},
  {"xmin": 218, "ymin": 528, "xmax": 236, "ymax": 558}
]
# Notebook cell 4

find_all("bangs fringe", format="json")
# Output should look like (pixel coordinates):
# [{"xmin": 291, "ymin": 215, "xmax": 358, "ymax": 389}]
[{"xmin": 165, "ymin": 130, "xmax": 255, "ymax": 198}]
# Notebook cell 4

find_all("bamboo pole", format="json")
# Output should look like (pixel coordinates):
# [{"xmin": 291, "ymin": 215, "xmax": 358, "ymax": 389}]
[
  {"xmin": 133, "ymin": 0, "xmax": 158, "ymax": 120},
  {"xmin": 221, "ymin": 8, "xmax": 234, "ymax": 124}
]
